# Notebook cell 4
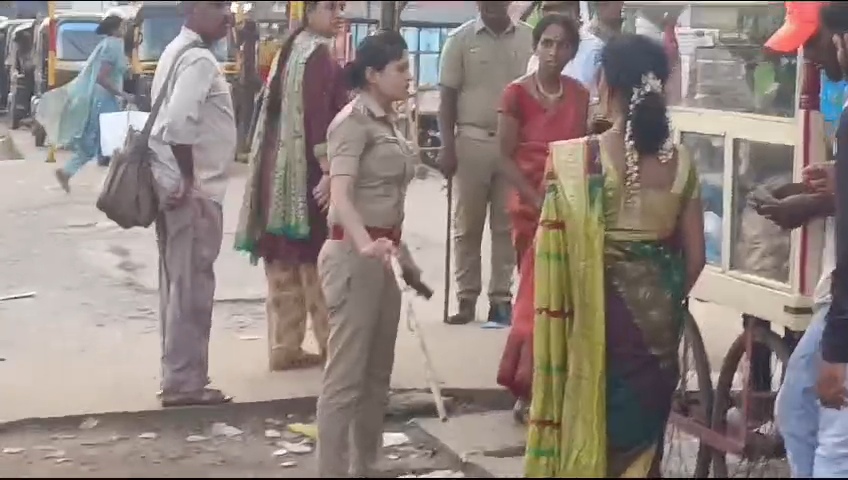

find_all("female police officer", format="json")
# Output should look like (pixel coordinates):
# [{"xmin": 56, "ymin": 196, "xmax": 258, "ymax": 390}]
[{"xmin": 315, "ymin": 30, "xmax": 417, "ymax": 478}]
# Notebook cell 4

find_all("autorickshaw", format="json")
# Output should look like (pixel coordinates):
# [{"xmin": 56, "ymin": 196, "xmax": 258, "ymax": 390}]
[
  {"xmin": 6, "ymin": 20, "xmax": 35, "ymax": 130},
  {"xmin": 30, "ymin": 12, "xmax": 103, "ymax": 145},
  {"xmin": 128, "ymin": 1, "xmax": 238, "ymax": 111},
  {"xmin": 0, "ymin": 18, "xmax": 33, "ymax": 111}
]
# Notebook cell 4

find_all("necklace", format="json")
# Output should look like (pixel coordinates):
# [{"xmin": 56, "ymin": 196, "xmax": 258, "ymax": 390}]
[{"xmin": 534, "ymin": 73, "xmax": 563, "ymax": 102}]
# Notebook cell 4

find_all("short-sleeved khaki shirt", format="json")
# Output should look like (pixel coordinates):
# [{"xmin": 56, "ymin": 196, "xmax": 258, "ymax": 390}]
[
  {"xmin": 327, "ymin": 93, "xmax": 417, "ymax": 229},
  {"xmin": 439, "ymin": 17, "xmax": 533, "ymax": 133}
]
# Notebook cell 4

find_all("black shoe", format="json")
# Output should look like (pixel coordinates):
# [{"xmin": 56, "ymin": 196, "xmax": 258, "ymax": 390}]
[{"xmin": 445, "ymin": 298, "xmax": 476, "ymax": 325}]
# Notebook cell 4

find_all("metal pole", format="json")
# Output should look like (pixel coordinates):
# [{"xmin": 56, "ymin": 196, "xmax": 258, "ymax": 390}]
[
  {"xmin": 46, "ymin": 0, "xmax": 56, "ymax": 163},
  {"xmin": 380, "ymin": 1, "xmax": 401, "ymax": 31},
  {"xmin": 442, "ymin": 178, "xmax": 452, "ymax": 324}
]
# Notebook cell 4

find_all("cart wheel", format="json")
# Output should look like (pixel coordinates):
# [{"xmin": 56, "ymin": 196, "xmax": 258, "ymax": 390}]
[
  {"xmin": 711, "ymin": 325, "xmax": 791, "ymax": 478},
  {"xmin": 662, "ymin": 311, "xmax": 713, "ymax": 478}
]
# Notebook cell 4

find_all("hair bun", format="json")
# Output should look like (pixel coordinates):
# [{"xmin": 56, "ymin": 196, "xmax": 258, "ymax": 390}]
[{"xmin": 343, "ymin": 60, "xmax": 366, "ymax": 90}]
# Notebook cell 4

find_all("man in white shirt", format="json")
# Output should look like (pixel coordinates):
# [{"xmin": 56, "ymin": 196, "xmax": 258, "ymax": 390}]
[{"xmin": 148, "ymin": 0, "xmax": 236, "ymax": 407}]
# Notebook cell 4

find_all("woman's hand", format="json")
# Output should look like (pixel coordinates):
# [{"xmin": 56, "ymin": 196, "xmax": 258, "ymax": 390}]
[
  {"xmin": 313, "ymin": 174, "xmax": 330, "ymax": 213},
  {"xmin": 360, "ymin": 237, "xmax": 397, "ymax": 266}
]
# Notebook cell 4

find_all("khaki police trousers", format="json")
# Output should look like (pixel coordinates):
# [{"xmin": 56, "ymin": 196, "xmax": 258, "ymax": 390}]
[
  {"xmin": 454, "ymin": 131, "xmax": 515, "ymax": 304},
  {"xmin": 156, "ymin": 196, "xmax": 223, "ymax": 395},
  {"xmin": 316, "ymin": 240, "xmax": 402, "ymax": 478}
]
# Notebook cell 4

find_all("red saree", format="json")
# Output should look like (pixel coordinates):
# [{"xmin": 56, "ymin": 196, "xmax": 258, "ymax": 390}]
[{"xmin": 496, "ymin": 76, "xmax": 589, "ymax": 400}]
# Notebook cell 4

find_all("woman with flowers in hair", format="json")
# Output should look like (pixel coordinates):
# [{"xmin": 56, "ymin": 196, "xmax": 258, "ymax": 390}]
[
  {"xmin": 235, "ymin": 1, "xmax": 349, "ymax": 371},
  {"xmin": 522, "ymin": 34, "xmax": 705, "ymax": 477}
]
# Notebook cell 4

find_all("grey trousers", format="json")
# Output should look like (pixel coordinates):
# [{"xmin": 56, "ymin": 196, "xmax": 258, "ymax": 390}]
[
  {"xmin": 156, "ymin": 196, "xmax": 223, "ymax": 394},
  {"xmin": 315, "ymin": 240, "xmax": 402, "ymax": 477}
]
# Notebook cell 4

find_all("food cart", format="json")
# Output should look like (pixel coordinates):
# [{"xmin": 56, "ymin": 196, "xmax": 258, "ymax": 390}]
[{"xmin": 621, "ymin": 1, "xmax": 827, "ymax": 477}]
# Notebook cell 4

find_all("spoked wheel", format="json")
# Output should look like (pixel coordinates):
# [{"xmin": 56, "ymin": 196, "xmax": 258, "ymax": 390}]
[
  {"xmin": 662, "ymin": 312, "xmax": 714, "ymax": 478},
  {"xmin": 711, "ymin": 320, "xmax": 791, "ymax": 478}
]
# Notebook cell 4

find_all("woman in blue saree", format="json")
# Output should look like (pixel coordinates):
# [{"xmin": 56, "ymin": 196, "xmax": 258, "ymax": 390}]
[{"xmin": 44, "ymin": 15, "xmax": 131, "ymax": 193}]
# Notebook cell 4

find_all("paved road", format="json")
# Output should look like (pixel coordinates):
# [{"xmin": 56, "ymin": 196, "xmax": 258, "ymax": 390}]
[{"xmin": 0, "ymin": 124, "xmax": 788, "ymax": 476}]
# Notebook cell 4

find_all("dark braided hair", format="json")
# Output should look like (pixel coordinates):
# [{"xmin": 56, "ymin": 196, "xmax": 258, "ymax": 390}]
[{"xmin": 601, "ymin": 34, "xmax": 671, "ymax": 156}]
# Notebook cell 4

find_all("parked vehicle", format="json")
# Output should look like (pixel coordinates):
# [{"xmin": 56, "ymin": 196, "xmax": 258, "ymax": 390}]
[
  {"xmin": 0, "ymin": 19, "xmax": 33, "ymax": 111},
  {"xmin": 30, "ymin": 12, "xmax": 103, "ymax": 146},
  {"xmin": 7, "ymin": 20, "xmax": 35, "ymax": 130}
]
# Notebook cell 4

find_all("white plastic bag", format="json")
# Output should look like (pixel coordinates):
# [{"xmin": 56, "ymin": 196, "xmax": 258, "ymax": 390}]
[{"xmin": 99, "ymin": 110, "xmax": 149, "ymax": 157}]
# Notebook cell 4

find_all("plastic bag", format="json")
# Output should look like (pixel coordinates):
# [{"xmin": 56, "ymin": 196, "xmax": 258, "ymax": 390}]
[{"xmin": 99, "ymin": 110, "xmax": 149, "ymax": 158}]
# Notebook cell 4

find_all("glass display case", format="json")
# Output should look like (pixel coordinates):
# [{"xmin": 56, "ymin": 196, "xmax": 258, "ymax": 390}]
[{"xmin": 627, "ymin": 1, "xmax": 828, "ymax": 330}]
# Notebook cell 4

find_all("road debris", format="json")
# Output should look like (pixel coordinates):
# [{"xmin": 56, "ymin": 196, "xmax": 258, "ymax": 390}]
[
  {"xmin": 43, "ymin": 450, "xmax": 66, "ymax": 459},
  {"xmin": 383, "ymin": 432, "xmax": 410, "ymax": 448},
  {"xmin": 277, "ymin": 440, "xmax": 312, "ymax": 454},
  {"xmin": 211, "ymin": 422, "xmax": 243, "ymax": 438},
  {"xmin": 138, "ymin": 432, "xmax": 158, "ymax": 440},
  {"xmin": 2, "ymin": 447, "xmax": 24, "ymax": 454},
  {"xmin": 272, "ymin": 448, "xmax": 288, "ymax": 457},
  {"xmin": 185, "ymin": 435, "xmax": 210, "ymax": 443},
  {"xmin": 79, "ymin": 417, "xmax": 99, "ymax": 430},
  {"xmin": 280, "ymin": 460, "xmax": 298, "ymax": 468},
  {"xmin": 398, "ymin": 471, "xmax": 465, "ymax": 478},
  {"xmin": 287, "ymin": 422, "xmax": 317, "ymax": 440},
  {"xmin": 0, "ymin": 291, "xmax": 35, "ymax": 302},
  {"xmin": 264, "ymin": 429, "xmax": 282, "ymax": 439}
]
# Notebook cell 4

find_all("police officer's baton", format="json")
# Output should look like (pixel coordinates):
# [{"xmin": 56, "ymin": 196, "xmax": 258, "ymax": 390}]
[{"xmin": 442, "ymin": 177, "xmax": 453, "ymax": 324}]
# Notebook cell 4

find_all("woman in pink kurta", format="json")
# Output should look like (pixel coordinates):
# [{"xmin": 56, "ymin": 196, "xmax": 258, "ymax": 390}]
[{"xmin": 235, "ymin": 1, "xmax": 348, "ymax": 371}]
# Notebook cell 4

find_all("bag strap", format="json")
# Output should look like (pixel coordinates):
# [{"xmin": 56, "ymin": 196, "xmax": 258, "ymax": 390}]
[{"xmin": 141, "ymin": 40, "xmax": 205, "ymax": 137}]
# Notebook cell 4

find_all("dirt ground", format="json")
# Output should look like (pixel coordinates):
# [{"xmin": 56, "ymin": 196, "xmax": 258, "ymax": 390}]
[{"xmin": 0, "ymin": 404, "xmax": 467, "ymax": 478}]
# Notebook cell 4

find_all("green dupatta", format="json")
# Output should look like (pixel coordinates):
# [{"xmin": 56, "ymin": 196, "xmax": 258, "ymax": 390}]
[
  {"xmin": 526, "ymin": 137, "xmax": 608, "ymax": 477},
  {"xmin": 234, "ymin": 31, "xmax": 325, "ymax": 263}
]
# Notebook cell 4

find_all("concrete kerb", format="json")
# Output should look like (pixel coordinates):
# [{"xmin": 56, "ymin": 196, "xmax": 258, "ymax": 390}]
[{"xmin": 0, "ymin": 387, "xmax": 514, "ymax": 433}]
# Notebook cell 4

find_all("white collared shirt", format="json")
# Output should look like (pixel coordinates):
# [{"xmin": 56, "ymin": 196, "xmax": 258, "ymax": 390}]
[{"xmin": 148, "ymin": 27, "xmax": 236, "ymax": 205}]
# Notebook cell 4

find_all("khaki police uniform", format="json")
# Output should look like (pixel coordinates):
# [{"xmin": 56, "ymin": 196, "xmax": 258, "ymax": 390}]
[
  {"xmin": 439, "ymin": 17, "xmax": 533, "ymax": 307},
  {"xmin": 315, "ymin": 93, "xmax": 417, "ymax": 478}
]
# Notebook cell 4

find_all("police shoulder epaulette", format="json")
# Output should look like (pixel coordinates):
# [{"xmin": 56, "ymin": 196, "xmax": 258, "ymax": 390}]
[{"xmin": 447, "ymin": 19, "xmax": 474, "ymax": 38}]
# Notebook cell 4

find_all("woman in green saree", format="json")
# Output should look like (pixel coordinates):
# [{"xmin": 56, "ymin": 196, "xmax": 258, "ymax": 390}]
[{"xmin": 524, "ymin": 34, "xmax": 706, "ymax": 477}]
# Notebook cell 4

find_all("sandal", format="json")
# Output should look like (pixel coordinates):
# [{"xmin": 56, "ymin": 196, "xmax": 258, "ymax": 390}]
[
  {"xmin": 271, "ymin": 352, "xmax": 324, "ymax": 371},
  {"xmin": 160, "ymin": 388, "xmax": 232, "ymax": 408},
  {"xmin": 54, "ymin": 169, "xmax": 70, "ymax": 193}
]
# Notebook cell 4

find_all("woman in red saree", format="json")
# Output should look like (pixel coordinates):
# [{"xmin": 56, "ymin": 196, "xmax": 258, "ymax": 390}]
[{"xmin": 495, "ymin": 13, "xmax": 590, "ymax": 421}]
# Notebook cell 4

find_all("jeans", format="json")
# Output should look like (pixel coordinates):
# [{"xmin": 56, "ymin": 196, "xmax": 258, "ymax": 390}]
[{"xmin": 775, "ymin": 303, "xmax": 848, "ymax": 477}]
